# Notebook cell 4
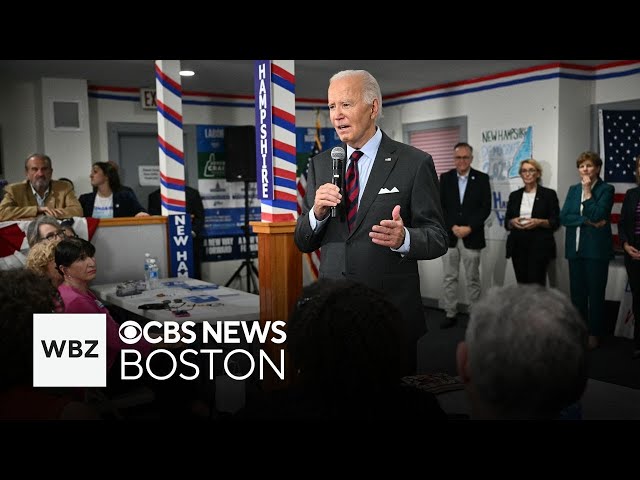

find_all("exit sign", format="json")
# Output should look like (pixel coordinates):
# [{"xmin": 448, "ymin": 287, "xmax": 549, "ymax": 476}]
[{"xmin": 140, "ymin": 88, "xmax": 157, "ymax": 110}]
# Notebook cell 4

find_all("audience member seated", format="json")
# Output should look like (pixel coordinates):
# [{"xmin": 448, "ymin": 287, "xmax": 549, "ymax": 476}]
[
  {"xmin": 79, "ymin": 162, "xmax": 149, "ymax": 218},
  {"xmin": 58, "ymin": 177, "xmax": 75, "ymax": 191},
  {"xmin": 26, "ymin": 215, "xmax": 65, "ymax": 247},
  {"xmin": 60, "ymin": 218, "xmax": 79, "ymax": 238},
  {"xmin": 237, "ymin": 278, "xmax": 447, "ymax": 421},
  {"xmin": 148, "ymin": 185, "xmax": 206, "ymax": 279},
  {"xmin": 55, "ymin": 237, "xmax": 153, "ymax": 373},
  {"xmin": 0, "ymin": 269, "xmax": 98, "ymax": 419},
  {"xmin": 54, "ymin": 237, "xmax": 205, "ymax": 417},
  {"xmin": 0, "ymin": 153, "xmax": 82, "ymax": 221},
  {"xmin": 456, "ymin": 283, "xmax": 588, "ymax": 420},
  {"xmin": 26, "ymin": 240, "xmax": 64, "ymax": 312}
]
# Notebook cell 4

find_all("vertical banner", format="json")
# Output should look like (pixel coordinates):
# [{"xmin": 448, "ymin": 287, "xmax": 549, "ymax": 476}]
[
  {"xmin": 196, "ymin": 125, "xmax": 259, "ymax": 262},
  {"xmin": 254, "ymin": 60, "xmax": 273, "ymax": 202},
  {"xmin": 254, "ymin": 60, "xmax": 297, "ymax": 222},
  {"xmin": 168, "ymin": 213, "xmax": 194, "ymax": 277},
  {"xmin": 480, "ymin": 126, "xmax": 533, "ymax": 240}
]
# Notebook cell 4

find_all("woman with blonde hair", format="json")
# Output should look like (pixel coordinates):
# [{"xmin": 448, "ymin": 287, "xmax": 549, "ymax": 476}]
[
  {"xmin": 504, "ymin": 159, "xmax": 560, "ymax": 285},
  {"xmin": 25, "ymin": 240, "xmax": 64, "ymax": 312}
]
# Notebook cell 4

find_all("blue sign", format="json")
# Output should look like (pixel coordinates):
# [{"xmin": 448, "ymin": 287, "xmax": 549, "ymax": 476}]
[
  {"xmin": 254, "ymin": 60, "xmax": 273, "ymax": 201},
  {"xmin": 168, "ymin": 213, "xmax": 194, "ymax": 278}
]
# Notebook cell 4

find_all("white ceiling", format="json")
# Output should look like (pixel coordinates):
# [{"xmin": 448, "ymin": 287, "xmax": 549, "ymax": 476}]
[{"xmin": 0, "ymin": 59, "xmax": 614, "ymax": 99}]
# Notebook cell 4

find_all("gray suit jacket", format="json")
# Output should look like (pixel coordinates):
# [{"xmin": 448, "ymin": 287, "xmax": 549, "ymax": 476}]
[{"xmin": 294, "ymin": 131, "xmax": 448, "ymax": 341}]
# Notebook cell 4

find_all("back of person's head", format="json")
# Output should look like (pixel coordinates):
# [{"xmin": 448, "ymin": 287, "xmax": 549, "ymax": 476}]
[
  {"xmin": 26, "ymin": 215, "xmax": 61, "ymax": 247},
  {"xmin": 55, "ymin": 237, "xmax": 96, "ymax": 270},
  {"xmin": 26, "ymin": 240, "xmax": 59, "ymax": 279},
  {"xmin": 0, "ymin": 269, "xmax": 56, "ymax": 390},
  {"xmin": 93, "ymin": 161, "xmax": 122, "ymax": 192},
  {"xmin": 459, "ymin": 284, "xmax": 588, "ymax": 419},
  {"xmin": 286, "ymin": 278, "xmax": 406, "ymax": 399},
  {"xmin": 58, "ymin": 177, "xmax": 74, "ymax": 190}
]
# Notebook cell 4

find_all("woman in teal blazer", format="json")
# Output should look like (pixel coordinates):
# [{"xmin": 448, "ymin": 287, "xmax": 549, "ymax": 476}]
[{"xmin": 560, "ymin": 151, "xmax": 614, "ymax": 349}]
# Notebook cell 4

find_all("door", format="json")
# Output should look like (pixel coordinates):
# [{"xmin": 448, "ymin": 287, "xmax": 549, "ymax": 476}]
[
  {"xmin": 118, "ymin": 133, "xmax": 158, "ymax": 208},
  {"xmin": 107, "ymin": 122, "xmax": 197, "ymax": 211}
]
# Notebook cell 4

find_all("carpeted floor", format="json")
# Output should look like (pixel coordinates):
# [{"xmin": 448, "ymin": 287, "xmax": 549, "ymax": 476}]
[{"xmin": 419, "ymin": 307, "xmax": 640, "ymax": 390}]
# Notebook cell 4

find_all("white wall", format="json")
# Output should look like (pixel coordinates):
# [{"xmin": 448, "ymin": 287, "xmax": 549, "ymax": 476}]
[
  {"xmin": 0, "ymin": 80, "xmax": 40, "ymax": 181},
  {"xmin": 39, "ymin": 78, "xmax": 92, "ymax": 193},
  {"xmin": 595, "ymin": 73, "xmax": 640, "ymax": 104}
]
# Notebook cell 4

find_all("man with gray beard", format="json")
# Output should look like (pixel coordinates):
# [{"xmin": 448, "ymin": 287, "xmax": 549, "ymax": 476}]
[{"xmin": 0, "ymin": 153, "xmax": 82, "ymax": 221}]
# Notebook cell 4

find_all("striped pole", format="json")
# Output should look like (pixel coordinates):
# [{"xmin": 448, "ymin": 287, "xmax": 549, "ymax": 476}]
[
  {"xmin": 254, "ymin": 60, "xmax": 297, "ymax": 222},
  {"xmin": 155, "ymin": 60, "xmax": 186, "ymax": 214},
  {"xmin": 155, "ymin": 60, "xmax": 193, "ymax": 278}
]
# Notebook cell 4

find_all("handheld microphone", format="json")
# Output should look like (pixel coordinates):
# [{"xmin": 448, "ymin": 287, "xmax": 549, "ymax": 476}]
[{"xmin": 330, "ymin": 146, "xmax": 346, "ymax": 218}]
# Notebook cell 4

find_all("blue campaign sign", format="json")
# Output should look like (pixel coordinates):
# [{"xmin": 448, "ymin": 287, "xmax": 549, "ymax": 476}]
[
  {"xmin": 168, "ymin": 213, "xmax": 194, "ymax": 278},
  {"xmin": 197, "ymin": 125, "xmax": 225, "ymax": 153}
]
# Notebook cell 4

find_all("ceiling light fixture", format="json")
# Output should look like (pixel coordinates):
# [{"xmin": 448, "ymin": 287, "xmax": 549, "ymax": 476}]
[{"xmin": 179, "ymin": 70, "xmax": 195, "ymax": 77}]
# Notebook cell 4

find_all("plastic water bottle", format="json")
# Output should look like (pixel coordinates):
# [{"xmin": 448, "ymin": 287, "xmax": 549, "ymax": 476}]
[
  {"xmin": 143, "ymin": 252, "xmax": 152, "ymax": 284},
  {"xmin": 147, "ymin": 258, "xmax": 160, "ymax": 290}
]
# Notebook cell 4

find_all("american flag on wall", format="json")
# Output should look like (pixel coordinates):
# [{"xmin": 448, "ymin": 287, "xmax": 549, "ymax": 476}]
[
  {"xmin": 600, "ymin": 109, "xmax": 640, "ymax": 250},
  {"xmin": 296, "ymin": 114, "xmax": 323, "ymax": 279}
]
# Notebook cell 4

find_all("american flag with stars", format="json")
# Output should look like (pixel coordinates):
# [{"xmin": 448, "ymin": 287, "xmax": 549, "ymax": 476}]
[{"xmin": 601, "ymin": 109, "xmax": 640, "ymax": 250}]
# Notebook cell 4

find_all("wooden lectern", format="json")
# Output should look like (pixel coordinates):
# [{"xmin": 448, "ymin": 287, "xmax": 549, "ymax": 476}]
[{"xmin": 250, "ymin": 221, "xmax": 302, "ymax": 390}]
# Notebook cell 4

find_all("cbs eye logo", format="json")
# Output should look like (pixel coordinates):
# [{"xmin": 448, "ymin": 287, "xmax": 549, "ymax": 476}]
[{"xmin": 119, "ymin": 321, "xmax": 143, "ymax": 344}]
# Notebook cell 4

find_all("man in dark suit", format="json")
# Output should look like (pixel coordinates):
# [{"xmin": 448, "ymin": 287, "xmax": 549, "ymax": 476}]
[
  {"xmin": 439, "ymin": 142, "xmax": 491, "ymax": 329},
  {"xmin": 294, "ymin": 70, "xmax": 448, "ymax": 375},
  {"xmin": 148, "ymin": 186, "xmax": 205, "ymax": 280}
]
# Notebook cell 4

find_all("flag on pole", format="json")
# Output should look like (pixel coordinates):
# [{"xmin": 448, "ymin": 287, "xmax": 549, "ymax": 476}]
[{"xmin": 297, "ymin": 111, "xmax": 323, "ymax": 279}]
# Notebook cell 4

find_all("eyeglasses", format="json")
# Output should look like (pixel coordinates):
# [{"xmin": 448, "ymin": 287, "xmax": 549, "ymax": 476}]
[
  {"xmin": 520, "ymin": 169, "xmax": 538, "ymax": 175},
  {"xmin": 454, "ymin": 156, "xmax": 471, "ymax": 160},
  {"xmin": 44, "ymin": 231, "xmax": 65, "ymax": 241}
]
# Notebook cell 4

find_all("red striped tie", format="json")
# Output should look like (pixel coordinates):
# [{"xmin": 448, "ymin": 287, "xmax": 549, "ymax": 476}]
[{"xmin": 346, "ymin": 150, "xmax": 363, "ymax": 232}]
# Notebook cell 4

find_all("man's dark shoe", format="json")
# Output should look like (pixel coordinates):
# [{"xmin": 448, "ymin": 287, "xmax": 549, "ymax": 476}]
[
  {"xmin": 440, "ymin": 316, "xmax": 457, "ymax": 329},
  {"xmin": 632, "ymin": 350, "xmax": 640, "ymax": 360}
]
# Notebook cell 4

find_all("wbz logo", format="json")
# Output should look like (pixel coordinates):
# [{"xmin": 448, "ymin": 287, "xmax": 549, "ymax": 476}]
[
  {"xmin": 41, "ymin": 340, "xmax": 99, "ymax": 358},
  {"xmin": 33, "ymin": 314, "xmax": 106, "ymax": 387}
]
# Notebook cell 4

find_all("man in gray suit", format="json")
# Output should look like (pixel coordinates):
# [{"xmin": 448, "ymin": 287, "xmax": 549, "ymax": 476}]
[{"xmin": 294, "ymin": 70, "xmax": 448, "ymax": 374}]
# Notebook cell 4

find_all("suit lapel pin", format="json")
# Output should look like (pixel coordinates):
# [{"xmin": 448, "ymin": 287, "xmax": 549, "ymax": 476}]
[{"xmin": 385, "ymin": 157, "xmax": 391, "ymax": 162}]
